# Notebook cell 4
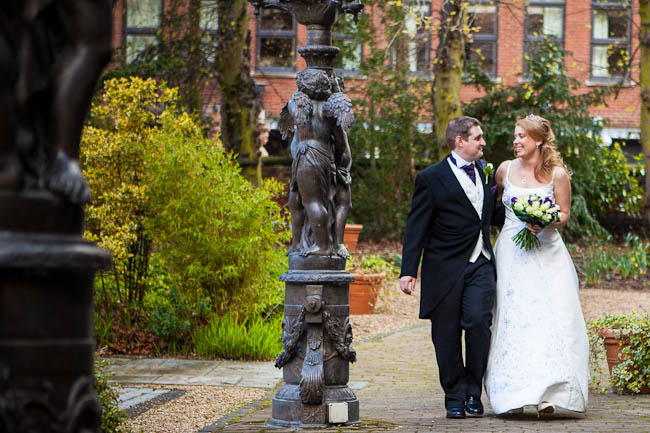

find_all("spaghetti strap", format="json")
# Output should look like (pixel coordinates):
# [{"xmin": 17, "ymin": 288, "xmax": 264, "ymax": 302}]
[
  {"xmin": 505, "ymin": 160, "xmax": 513, "ymax": 183},
  {"xmin": 551, "ymin": 166, "xmax": 557, "ymax": 183}
]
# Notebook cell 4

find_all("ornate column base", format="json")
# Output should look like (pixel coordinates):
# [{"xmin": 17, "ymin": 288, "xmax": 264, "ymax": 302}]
[
  {"xmin": 269, "ymin": 255, "xmax": 360, "ymax": 428},
  {"xmin": 0, "ymin": 192, "xmax": 110, "ymax": 432}
]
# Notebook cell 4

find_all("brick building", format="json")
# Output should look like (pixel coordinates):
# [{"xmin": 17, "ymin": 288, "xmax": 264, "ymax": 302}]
[{"xmin": 111, "ymin": 0, "xmax": 641, "ymax": 149}]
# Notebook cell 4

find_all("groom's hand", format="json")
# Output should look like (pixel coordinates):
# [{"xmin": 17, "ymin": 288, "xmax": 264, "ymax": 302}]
[{"xmin": 400, "ymin": 276, "xmax": 416, "ymax": 295}]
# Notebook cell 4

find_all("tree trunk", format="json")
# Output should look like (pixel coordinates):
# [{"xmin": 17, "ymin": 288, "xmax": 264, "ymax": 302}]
[
  {"xmin": 186, "ymin": 0, "xmax": 203, "ymax": 115},
  {"xmin": 432, "ymin": 0, "xmax": 467, "ymax": 160},
  {"xmin": 216, "ymin": 0, "xmax": 261, "ymax": 184},
  {"xmin": 641, "ymin": 0, "xmax": 650, "ymax": 221}
]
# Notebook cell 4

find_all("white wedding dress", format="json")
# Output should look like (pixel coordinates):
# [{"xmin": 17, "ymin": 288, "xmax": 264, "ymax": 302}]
[{"xmin": 484, "ymin": 162, "xmax": 589, "ymax": 414}]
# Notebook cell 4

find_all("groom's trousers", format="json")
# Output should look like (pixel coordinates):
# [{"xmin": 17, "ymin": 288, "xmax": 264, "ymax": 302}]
[{"xmin": 429, "ymin": 254, "xmax": 496, "ymax": 409}]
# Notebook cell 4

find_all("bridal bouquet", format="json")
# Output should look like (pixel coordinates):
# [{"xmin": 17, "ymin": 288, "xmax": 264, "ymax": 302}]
[{"xmin": 510, "ymin": 194, "xmax": 560, "ymax": 250}]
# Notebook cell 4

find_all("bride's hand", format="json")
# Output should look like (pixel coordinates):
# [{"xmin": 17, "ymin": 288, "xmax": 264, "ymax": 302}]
[{"xmin": 526, "ymin": 223, "xmax": 542, "ymax": 236}]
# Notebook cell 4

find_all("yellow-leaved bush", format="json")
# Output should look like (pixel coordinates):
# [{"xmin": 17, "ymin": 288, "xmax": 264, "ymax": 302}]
[{"xmin": 81, "ymin": 77, "xmax": 289, "ymax": 321}]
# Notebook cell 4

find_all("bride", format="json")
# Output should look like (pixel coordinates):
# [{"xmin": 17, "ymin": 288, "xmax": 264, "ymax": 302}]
[{"xmin": 484, "ymin": 115, "xmax": 589, "ymax": 415}]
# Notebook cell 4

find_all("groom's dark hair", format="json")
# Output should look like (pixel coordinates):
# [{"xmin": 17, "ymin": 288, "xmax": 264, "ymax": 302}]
[{"xmin": 446, "ymin": 116, "xmax": 481, "ymax": 149}]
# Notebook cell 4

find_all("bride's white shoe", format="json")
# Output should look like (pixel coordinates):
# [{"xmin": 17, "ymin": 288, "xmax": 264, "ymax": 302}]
[{"xmin": 537, "ymin": 401, "xmax": 555, "ymax": 414}]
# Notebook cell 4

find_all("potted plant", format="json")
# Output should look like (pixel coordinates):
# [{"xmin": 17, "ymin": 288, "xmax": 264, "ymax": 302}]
[
  {"xmin": 589, "ymin": 313, "xmax": 650, "ymax": 394},
  {"xmin": 344, "ymin": 223, "xmax": 363, "ymax": 253},
  {"xmin": 347, "ymin": 253, "xmax": 395, "ymax": 314}
]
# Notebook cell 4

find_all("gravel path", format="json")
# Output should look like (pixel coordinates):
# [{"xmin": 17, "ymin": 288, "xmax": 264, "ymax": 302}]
[
  {"xmin": 126, "ymin": 385, "xmax": 266, "ymax": 433},
  {"xmin": 124, "ymin": 278, "xmax": 650, "ymax": 432}
]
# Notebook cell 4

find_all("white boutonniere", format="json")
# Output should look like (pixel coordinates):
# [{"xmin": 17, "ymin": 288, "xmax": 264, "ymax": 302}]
[{"xmin": 479, "ymin": 159, "xmax": 494, "ymax": 184}]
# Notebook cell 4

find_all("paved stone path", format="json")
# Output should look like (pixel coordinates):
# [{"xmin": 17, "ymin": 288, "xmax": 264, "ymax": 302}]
[
  {"xmin": 107, "ymin": 358, "xmax": 281, "ymax": 388},
  {"xmin": 214, "ymin": 325, "xmax": 650, "ymax": 432}
]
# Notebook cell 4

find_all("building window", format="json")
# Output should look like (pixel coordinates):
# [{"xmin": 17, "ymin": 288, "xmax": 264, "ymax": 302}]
[
  {"xmin": 200, "ymin": 0, "xmax": 218, "ymax": 62},
  {"xmin": 391, "ymin": 0, "xmax": 432, "ymax": 74},
  {"xmin": 466, "ymin": 0, "xmax": 498, "ymax": 77},
  {"xmin": 333, "ymin": 13, "xmax": 362, "ymax": 73},
  {"xmin": 124, "ymin": 0, "xmax": 162, "ymax": 63},
  {"xmin": 256, "ymin": 8, "xmax": 296, "ymax": 72},
  {"xmin": 591, "ymin": 1, "xmax": 631, "ymax": 80},
  {"xmin": 524, "ymin": 1, "xmax": 565, "ymax": 72}
]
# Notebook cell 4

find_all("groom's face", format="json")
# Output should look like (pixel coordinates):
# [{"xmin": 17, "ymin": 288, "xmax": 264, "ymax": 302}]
[{"xmin": 457, "ymin": 125, "xmax": 486, "ymax": 162}]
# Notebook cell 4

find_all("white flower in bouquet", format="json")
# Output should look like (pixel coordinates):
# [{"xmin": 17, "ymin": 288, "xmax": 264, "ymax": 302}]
[{"xmin": 509, "ymin": 193, "xmax": 561, "ymax": 250}]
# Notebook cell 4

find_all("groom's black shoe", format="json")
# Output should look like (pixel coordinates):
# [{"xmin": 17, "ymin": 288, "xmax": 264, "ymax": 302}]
[
  {"xmin": 465, "ymin": 396, "xmax": 484, "ymax": 417},
  {"xmin": 446, "ymin": 407, "xmax": 466, "ymax": 419}
]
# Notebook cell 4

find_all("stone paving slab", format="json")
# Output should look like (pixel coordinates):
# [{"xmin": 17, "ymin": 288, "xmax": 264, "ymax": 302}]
[
  {"xmin": 212, "ymin": 325, "xmax": 650, "ymax": 433},
  {"xmin": 105, "ymin": 357, "xmax": 282, "ymax": 389},
  {"xmin": 118, "ymin": 387, "xmax": 170, "ymax": 410}
]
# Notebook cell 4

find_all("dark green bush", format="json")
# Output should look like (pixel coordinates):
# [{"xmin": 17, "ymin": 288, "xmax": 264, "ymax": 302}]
[
  {"xmin": 464, "ymin": 40, "xmax": 642, "ymax": 240},
  {"xmin": 95, "ymin": 357, "xmax": 131, "ymax": 433},
  {"xmin": 346, "ymin": 2, "xmax": 434, "ymax": 241}
]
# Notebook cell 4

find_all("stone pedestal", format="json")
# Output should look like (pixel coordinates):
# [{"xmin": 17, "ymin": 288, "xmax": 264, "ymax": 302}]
[
  {"xmin": 0, "ymin": 192, "xmax": 110, "ymax": 432},
  {"xmin": 269, "ymin": 255, "xmax": 359, "ymax": 428}
]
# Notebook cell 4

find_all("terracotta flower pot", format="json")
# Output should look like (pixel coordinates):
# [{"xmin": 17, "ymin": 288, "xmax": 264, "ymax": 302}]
[
  {"xmin": 349, "ymin": 271, "xmax": 386, "ymax": 315},
  {"xmin": 598, "ymin": 329, "xmax": 650, "ymax": 394},
  {"xmin": 343, "ymin": 224, "xmax": 363, "ymax": 253}
]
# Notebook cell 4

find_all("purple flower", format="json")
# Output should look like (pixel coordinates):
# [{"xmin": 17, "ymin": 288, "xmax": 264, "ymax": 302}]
[{"xmin": 511, "ymin": 197, "xmax": 517, "ymax": 203}]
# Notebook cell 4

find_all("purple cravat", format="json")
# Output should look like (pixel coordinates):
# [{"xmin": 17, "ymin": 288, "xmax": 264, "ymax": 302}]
[{"xmin": 449, "ymin": 154, "xmax": 476, "ymax": 185}]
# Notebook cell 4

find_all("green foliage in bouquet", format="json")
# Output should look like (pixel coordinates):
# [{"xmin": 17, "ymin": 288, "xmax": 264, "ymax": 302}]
[
  {"xmin": 465, "ymin": 39, "xmax": 643, "ymax": 240},
  {"xmin": 588, "ymin": 313, "xmax": 650, "ymax": 394}
]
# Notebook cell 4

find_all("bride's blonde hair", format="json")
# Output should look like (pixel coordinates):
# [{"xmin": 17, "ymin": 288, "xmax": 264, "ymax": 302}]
[{"xmin": 516, "ymin": 115, "xmax": 569, "ymax": 182}]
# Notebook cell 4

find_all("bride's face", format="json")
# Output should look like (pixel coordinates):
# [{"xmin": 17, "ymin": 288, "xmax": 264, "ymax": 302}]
[{"xmin": 513, "ymin": 126, "xmax": 541, "ymax": 158}]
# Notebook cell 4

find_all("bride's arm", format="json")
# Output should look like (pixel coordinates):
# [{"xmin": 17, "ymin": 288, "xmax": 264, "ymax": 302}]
[
  {"xmin": 494, "ymin": 160, "xmax": 509, "ymax": 201},
  {"xmin": 548, "ymin": 167, "xmax": 571, "ymax": 229}
]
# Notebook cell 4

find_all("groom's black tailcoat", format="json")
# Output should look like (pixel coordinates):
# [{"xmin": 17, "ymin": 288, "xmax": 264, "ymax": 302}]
[
  {"xmin": 400, "ymin": 156, "xmax": 503, "ymax": 319},
  {"xmin": 400, "ymin": 155, "xmax": 504, "ymax": 408}
]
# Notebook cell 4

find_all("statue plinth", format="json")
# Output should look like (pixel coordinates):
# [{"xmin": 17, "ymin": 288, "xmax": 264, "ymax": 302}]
[
  {"xmin": 249, "ymin": 0, "xmax": 364, "ymax": 427},
  {"xmin": 0, "ymin": 192, "xmax": 110, "ymax": 430},
  {"xmin": 271, "ymin": 255, "xmax": 359, "ymax": 428}
]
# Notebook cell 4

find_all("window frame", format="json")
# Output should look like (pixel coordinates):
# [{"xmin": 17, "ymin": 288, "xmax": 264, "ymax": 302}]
[
  {"xmin": 589, "ymin": 0, "xmax": 632, "ymax": 82},
  {"xmin": 390, "ymin": 0, "xmax": 432, "ymax": 75},
  {"xmin": 255, "ymin": 8, "xmax": 297, "ymax": 74},
  {"xmin": 465, "ymin": 0, "xmax": 499, "ymax": 78},
  {"xmin": 199, "ymin": 0, "xmax": 219, "ymax": 63},
  {"xmin": 523, "ymin": 1, "xmax": 566, "ymax": 73},
  {"xmin": 123, "ymin": 0, "xmax": 164, "ymax": 63}
]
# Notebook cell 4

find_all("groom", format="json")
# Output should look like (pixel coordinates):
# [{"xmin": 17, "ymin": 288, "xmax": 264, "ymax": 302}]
[{"xmin": 399, "ymin": 116, "xmax": 503, "ymax": 419}]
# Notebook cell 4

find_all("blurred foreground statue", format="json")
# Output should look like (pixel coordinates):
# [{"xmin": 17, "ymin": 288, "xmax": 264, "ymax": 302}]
[
  {"xmin": 250, "ymin": 0, "xmax": 364, "ymax": 428},
  {"xmin": 0, "ymin": 0, "xmax": 113, "ymax": 203},
  {"xmin": 0, "ymin": 1, "xmax": 112, "ymax": 432}
]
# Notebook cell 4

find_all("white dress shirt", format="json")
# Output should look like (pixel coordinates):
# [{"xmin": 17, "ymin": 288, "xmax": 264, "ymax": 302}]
[{"xmin": 448, "ymin": 151, "xmax": 491, "ymax": 263}]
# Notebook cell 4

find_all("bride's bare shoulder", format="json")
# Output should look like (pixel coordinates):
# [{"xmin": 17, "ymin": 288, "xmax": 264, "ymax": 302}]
[{"xmin": 496, "ymin": 160, "xmax": 511, "ymax": 175}]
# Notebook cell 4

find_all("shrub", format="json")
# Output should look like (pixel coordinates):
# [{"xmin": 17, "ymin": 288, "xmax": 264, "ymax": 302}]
[
  {"xmin": 145, "ymin": 104, "xmax": 289, "ymax": 316},
  {"xmin": 588, "ymin": 313, "xmax": 650, "ymax": 394},
  {"xmin": 82, "ymin": 77, "xmax": 178, "ymax": 310},
  {"xmin": 465, "ymin": 40, "xmax": 642, "ymax": 240},
  {"xmin": 580, "ymin": 233, "xmax": 649, "ymax": 284},
  {"xmin": 82, "ymin": 77, "xmax": 290, "ymax": 349},
  {"xmin": 347, "ymin": 252, "xmax": 400, "ymax": 278},
  {"xmin": 95, "ymin": 357, "xmax": 131, "ymax": 433},
  {"xmin": 345, "ymin": 1, "xmax": 434, "ymax": 241},
  {"xmin": 192, "ymin": 313, "xmax": 283, "ymax": 360}
]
